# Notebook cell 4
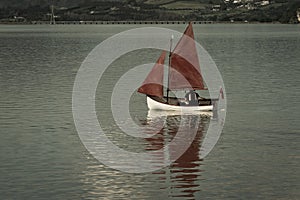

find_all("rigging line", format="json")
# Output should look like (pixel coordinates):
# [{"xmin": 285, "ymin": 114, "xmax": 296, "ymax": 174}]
[{"xmin": 167, "ymin": 34, "xmax": 174, "ymax": 103}]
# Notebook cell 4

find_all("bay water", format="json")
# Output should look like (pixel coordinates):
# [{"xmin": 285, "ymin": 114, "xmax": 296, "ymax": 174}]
[{"xmin": 0, "ymin": 24, "xmax": 299, "ymax": 199}]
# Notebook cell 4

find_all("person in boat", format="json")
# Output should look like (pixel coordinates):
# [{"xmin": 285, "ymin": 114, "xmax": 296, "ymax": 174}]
[{"xmin": 185, "ymin": 90, "xmax": 200, "ymax": 106}]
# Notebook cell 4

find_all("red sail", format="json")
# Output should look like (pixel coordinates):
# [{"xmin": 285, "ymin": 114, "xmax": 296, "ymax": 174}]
[
  {"xmin": 169, "ymin": 22, "xmax": 206, "ymax": 90},
  {"xmin": 138, "ymin": 51, "xmax": 166, "ymax": 97}
]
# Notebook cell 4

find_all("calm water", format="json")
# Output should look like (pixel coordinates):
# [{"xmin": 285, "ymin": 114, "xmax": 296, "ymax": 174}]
[{"xmin": 0, "ymin": 24, "xmax": 299, "ymax": 199}]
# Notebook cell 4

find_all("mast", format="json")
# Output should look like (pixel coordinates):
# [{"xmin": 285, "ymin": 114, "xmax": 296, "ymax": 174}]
[{"xmin": 166, "ymin": 35, "xmax": 174, "ymax": 103}]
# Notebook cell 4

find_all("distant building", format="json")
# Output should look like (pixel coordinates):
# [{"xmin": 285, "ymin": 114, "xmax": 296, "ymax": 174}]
[
  {"xmin": 0, "ymin": 16, "xmax": 26, "ymax": 23},
  {"xmin": 212, "ymin": 5, "xmax": 221, "ymax": 12},
  {"xmin": 13, "ymin": 16, "xmax": 26, "ymax": 22},
  {"xmin": 260, "ymin": 1, "xmax": 270, "ymax": 6},
  {"xmin": 246, "ymin": 3, "xmax": 256, "ymax": 10},
  {"xmin": 233, "ymin": 0, "xmax": 241, "ymax": 4},
  {"xmin": 253, "ymin": 0, "xmax": 269, "ymax": 6}
]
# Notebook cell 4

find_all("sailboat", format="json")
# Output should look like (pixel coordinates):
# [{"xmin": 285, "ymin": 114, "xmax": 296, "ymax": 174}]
[{"xmin": 138, "ymin": 22, "xmax": 215, "ymax": 112}]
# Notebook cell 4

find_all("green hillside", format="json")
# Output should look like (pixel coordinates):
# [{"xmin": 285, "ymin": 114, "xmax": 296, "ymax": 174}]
[{"xmin": 0, "ymin": 0, "xmax": 299, "ymax": 23}]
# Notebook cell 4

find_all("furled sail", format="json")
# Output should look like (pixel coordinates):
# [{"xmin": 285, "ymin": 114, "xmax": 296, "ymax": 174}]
[
  {"xmin": 137, "ymin": 51, "xmax": 166, "ymax": 97},
  {"xmin": 169, "ymin": 22, "xmax": 206, "ymax": 90}
]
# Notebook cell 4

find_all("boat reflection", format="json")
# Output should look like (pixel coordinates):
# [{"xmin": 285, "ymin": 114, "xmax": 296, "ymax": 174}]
[
  {"xmin": 78, "ymin": 109, "xmax": 224, "ymax": 199},
  {"xmin": 144, "ymin": 110, "xmax": 211, "ymax": 199}
]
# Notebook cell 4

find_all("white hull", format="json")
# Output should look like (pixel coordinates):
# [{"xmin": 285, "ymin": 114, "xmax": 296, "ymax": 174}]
[
  {"xmin": 147, "ymin": 110, "xmax": 213, "ymax": 119},
  {"xmin": 147, "ymin": 96, "xmax": 213, "ymax": 112}
]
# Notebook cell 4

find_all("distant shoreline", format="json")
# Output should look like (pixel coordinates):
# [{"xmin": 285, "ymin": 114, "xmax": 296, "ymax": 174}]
[{"xmin": 0, "ymin": 20, "xmax": 288, "ymax": 25}]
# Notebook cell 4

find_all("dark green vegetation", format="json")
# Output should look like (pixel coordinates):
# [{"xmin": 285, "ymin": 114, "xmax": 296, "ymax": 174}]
[{"xmin": 0, "ymin": 0, "xmax": 299, "ymax": 23}]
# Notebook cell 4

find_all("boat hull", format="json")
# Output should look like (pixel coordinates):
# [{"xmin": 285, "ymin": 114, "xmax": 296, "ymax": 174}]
[{"xmin": 147, "ymin": 96, "xmax": 213, "ymax": 112}]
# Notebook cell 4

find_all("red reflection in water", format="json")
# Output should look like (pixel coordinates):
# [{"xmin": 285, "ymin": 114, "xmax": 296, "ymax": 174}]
[{"xmin": 144, "ymin": 114, "xmax": 209, "ymax": 199}]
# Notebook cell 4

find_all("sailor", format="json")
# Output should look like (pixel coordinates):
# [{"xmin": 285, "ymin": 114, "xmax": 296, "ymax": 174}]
[{"xmin": 185, "ymin": 90, "xmax": 199, "ymax": 106}]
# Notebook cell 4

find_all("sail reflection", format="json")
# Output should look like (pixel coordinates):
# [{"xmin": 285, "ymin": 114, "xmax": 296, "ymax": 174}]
[
  {"xmin": 145, "ymin": 111, "xmax": 210, "ymax": 199},
  {"xmin": 79, "ymin": 110, "xmax": 216, "ymax": 199}
]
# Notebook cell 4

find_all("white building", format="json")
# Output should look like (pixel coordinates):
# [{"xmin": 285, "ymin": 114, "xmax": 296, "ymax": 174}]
[
  {"xmin": 260, "ymin": 1, "xmax": 270, "ymax": 6},
  {"xmin": 233, "ymin": 0, "xmax": 242, "ymax": 3}
]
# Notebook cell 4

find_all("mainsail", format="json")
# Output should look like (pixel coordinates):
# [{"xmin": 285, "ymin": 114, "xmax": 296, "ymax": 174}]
[
  {"xmin": 169, "ymin": 22, "xmax": 205, "ymax": 90},
  {"xmin": 137, "ymin": 51, "xmax": 166, "ymax": 97},
  {"xmin": 138, "ymin": 22, "xmax": 206, "ymax": 98}
]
